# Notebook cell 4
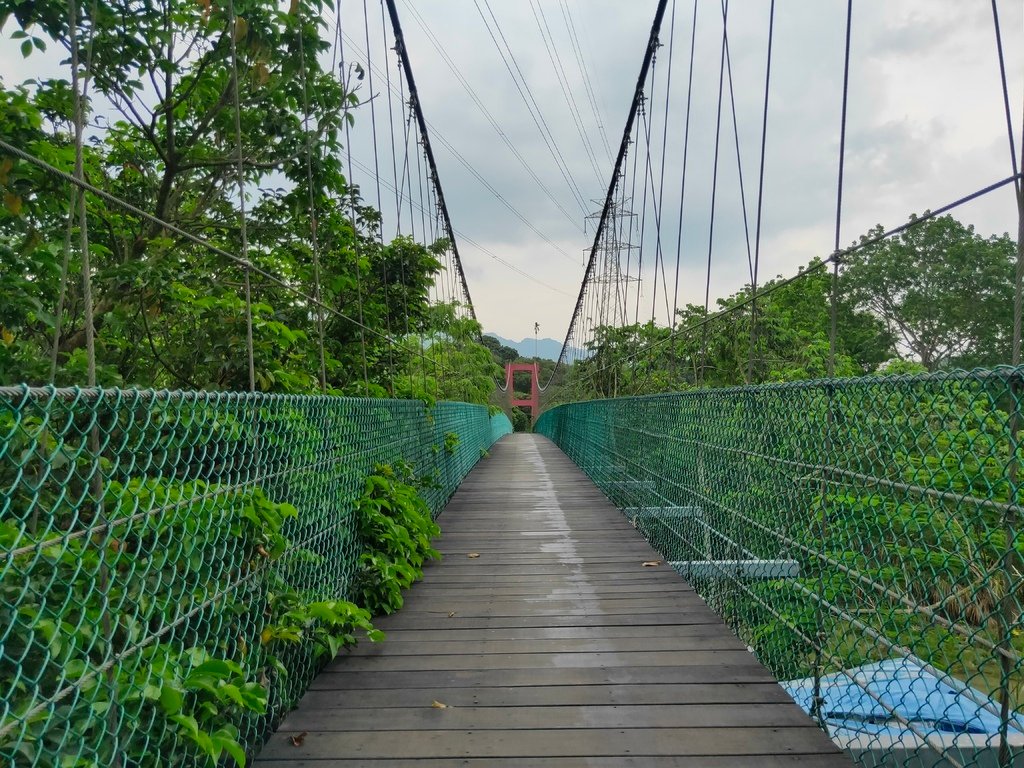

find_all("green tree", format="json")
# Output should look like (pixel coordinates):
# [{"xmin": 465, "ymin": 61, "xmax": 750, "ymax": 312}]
[
  {"xmin": 0, "ymin": 0, "xmax": 452, "ymax": 395},
  {"xmin": 561, "ymin": 261, "xmax": 892, "ymax": 401},
  {"xmin": 394, "ymin": 305, "xmax": 501, "ymax": 405},
  {"xmin": 842, "ymin": 214, "xmax": 1016, "ymax": 370},
  {"xmin": 480, "ymin": 334, "xmax": 519, "ymax": 366}
]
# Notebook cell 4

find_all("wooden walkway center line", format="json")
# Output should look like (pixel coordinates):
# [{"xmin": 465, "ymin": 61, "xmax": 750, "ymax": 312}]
[{"xmin": 256, "ymin": 433, "xmax": 849, "ymax": 767}]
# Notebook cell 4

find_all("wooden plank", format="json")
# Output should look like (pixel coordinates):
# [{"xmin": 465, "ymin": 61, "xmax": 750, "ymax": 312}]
[
  {"xmin": 276, "ymin": 703, "xmax": 823, "ymax": 732},
  {"xmin": 324, "ymin": 649, "xmax": 759, "ymax": 672},
  {"xmin": 350, "ymin": 622, "xmax": 742, "ymax": 642},
  {"xmin": 405, "ymin": 589, "xmax": 698, "ymax": 600},
  {"xmin": 255, "ymin": 433, "xmax": 848, "ymax": 766},
  {"xmin": 256, "ymin": 757, "xmax": 851, "ymax": 768},
  {"xmin": 258, "ymin": 727, "xmax": 841, "ymax": 760},
  {"xmin": 292, "ymin": 682, "xmax": 797, "ymax": 710},
  {"xmin": 392, "ymin": 598, "xmax": 716, "ymax": 615},
  {"xmin": 363, "ymin": 613, "xmax": 728, "ymax": 631},
  {"xmin": 345, "ymin": 636, "xmax": 748, "ymax": 656},
  {"xmin": 307, "ymin": 665, "xmax": 778, "ymax": 690}
]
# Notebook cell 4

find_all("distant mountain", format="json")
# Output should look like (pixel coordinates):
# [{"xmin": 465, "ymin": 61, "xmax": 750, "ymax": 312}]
[{"xmin": 485, "ymin": 333, "xmax": 572, "ymax": 362}]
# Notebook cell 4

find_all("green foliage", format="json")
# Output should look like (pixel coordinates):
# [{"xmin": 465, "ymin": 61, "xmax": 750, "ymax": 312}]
[
  {"xmin": 843, "ymin": 214, "xmax": 1016, "ymax": 371},
  {"xmin": 0, "ymin": 0, "xmax": 471, "ymax": 396},
  {"xmin": 480, "ymin": 334, "xmax": 520, "ymax": 365},
  {"xmin": 509, "ymin": 406, "xmax": 530, "ymax": 433},
  {"xmin": 261, "ymin": 592, "xmax": 383, "ymax": 660},
  {"xmin": 0, "ymin": 393, "xmax": 501, "ymax": 766},
  {"xmin": 354, "ymin": 463, "xmax": 441, "ymax": 615},
  {"xmin": 538, "ymin": 367, "xmax": 1024, "ymax": 716},
  {"xmin": 562, "ymin": 262, "xmax": 893, "ymax": 401},
  {"xmin": 0, "ymin": 476, "xmax": 292, "ymax": 767},
  {"xmin": 443, "ymin": 431, "xmax": 460, "ymax": 455},
  {"xmin": 395, "ymin": 307, "xmax": 502, "ymax": 405},
  {"xmin": 561, "ymin": 212, "xmax": 1015, "ymax": 401}
]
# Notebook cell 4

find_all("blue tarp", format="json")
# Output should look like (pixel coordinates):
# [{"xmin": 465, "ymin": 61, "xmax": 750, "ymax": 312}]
[{"xmin": 782, "ymin": 657, "xmax": 1024, "ymax": 739}]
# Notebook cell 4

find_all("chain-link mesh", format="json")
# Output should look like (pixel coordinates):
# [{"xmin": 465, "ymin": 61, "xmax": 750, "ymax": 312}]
[
  {"xmin": 536, "ymin": 367, "xmax": 1024, "ymax": 768},
  {"xmin": 0, "ymin": 385, "xmax": 505, "ymax": 766}
]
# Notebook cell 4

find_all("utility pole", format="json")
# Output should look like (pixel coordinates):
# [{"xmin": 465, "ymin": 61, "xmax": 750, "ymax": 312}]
[{"xmin": 534, "ymin": 322, "xmax": 540, "ymax": 360}]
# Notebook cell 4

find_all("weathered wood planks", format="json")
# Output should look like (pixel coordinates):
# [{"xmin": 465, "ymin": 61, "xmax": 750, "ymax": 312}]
[{"xmin": 256, "ymin": 433, "xmax": 848, "ymax": 766}]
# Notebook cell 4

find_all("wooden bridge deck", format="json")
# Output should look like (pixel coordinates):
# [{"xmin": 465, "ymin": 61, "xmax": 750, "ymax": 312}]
[{"xmin": 256, "ymin": 433, "xmax": 848, "ymax": 767}]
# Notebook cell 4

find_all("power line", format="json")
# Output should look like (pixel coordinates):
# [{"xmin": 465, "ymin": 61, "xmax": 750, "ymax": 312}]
[
  {"xmin": 560, "ymin": 0, "xmax": 613, "ymax": 163},
  {"xmin": 547, "ymin": 0, "xmax": 672, "ymax": 385},
  {"xmin": 392, "ymin": 0, "xmax": 586, "ymax": 233},
  {"xmin": 529, "ymin": 0, "xmax": 606, "ymax": 186},
  {"xmin": 340, "ymin": 27, "xmax": 575, "ymax": 250},
  {"xmin": 385, "ymin": 0, "xmax": 478, "ymax": 321},
  {"xmin": 474, "ymin": 0, "xmax": 592, "ymax": 214},
  {"xmin": 349, "ymin": 157, "xmax": 574, "ymax": 298},
  {"xmin": 562, "ymin": 174, "xmax": 1022, "ymax": 387}
]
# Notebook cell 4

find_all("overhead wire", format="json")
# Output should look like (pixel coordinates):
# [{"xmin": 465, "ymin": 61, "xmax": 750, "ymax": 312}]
[
  {"xmin": 296, "ymin": 5, "xmax": 328, "ymax": 390},
  {"xmin": 989, "ymin": 0, "xmax": 1024, "ymax": 369},
  {"xmin": 670, "ymin": 0, "xmax": 699, "ymax": 333},
  {"xmin": 698, "ymin": 0, "xmax": 730, "ymax": 385},
  {"xmin": 335, "ymin": 0, "xmax": 371, "ymax": 393},
  {"xmin": 379, "ymin": 2, "xmax": 414, "ymax": 358},
  {"xmin": 528, "ymin": 0, "xmax": 606, "ymax": 187},
  {"xmin": 558, "ymin": 175, "xmax": 1022, "ymax": 390},
  {"xmin": 650, "ymin": 0, "xmax": 678, "ymax": 328},
  {"xmin": 474, "ymin": 0, "xmax": 592, "ymax": 214},
  {"xmin": 546, "ymin": 0, "xmax": 672, "ymax": 388},
  {"xmin": 560, "ymin": 0, "xmax": 613, "ymax": 163},
  {"xmin": 394, "ymin": 0, "xmax": 586, "ymax": 231},
  {"xmin": 380, "ymin": 1, "xmax": 403, "ymax": 234},
  {"xmin": 361, "ymin": 0, "xmax": 397, "ymax": 388},
  {"xmin": 341, "ymin": 25, "xmax": 580, "ymax": 266},
  {"xmin": 635, "ymin": 97, "xmax": 653, "ymax": 325},
  {"xmin": 746, "ymin": 0, "xmax": 776, "ymax": 385},
  {"xmin": 339, "ymin": 10, "xmax": 583, "ymax": 300},
  {"xmin": 721, "ymin": 0, "xmax": 754, "ymax": 285},
  {"xmin": 347, "ymin": 154, "xmax": 573, "ymax": 297},
  {"xmin": 384, "ymin": 0, "xmax": 478, "ymax": 320},
  {"xmin": 227, "ymin": 0, "xmax": 256, "ymax": 391},
  {"xmin": 813, "ymin": 0, "xmax": 854, "ymax": 731}
]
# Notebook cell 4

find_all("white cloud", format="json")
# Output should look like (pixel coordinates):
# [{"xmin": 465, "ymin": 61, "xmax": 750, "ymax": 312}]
[{"xmin": 3, "ymin": 0, "xmax": 1020, "ymax": 343}]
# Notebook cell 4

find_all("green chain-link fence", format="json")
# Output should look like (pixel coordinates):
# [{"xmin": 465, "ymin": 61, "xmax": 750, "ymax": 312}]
[
  {"xmin": 537, "ymin": 367, "xmax": 1024, "ymax": 768},
  {"xmin": 0, "ymin": 385, "xmax": 509, "ymax": 767}
]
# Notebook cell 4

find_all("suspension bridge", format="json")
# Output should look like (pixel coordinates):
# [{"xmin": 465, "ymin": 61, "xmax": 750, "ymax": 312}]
[{"xmin": 1, "ymin": 0, "xmax": 1022, "ymax": 767}]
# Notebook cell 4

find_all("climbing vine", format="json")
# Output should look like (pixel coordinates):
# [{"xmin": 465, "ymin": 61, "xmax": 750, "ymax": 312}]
[{"xmin": 354, "ymin": 462, "xmax": 441, "ymax": 615}]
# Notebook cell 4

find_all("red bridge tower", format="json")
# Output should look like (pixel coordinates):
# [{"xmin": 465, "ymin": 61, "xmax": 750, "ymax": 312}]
[{"xmin": 505, "ymin": 362, "xmax": 540, "ymax": 422}]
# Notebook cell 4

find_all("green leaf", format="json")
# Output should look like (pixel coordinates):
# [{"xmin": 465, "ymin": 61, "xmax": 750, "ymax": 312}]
[
  {"xmin": 171, "ymin": 713, "xmax": 200, "ymax": 739},
  {"xmin": 214, "ymin": 728, "xmax": 247, "ymax": 767},
  {"xmin": 159, "ymin": 684, "xmax": 185, "ymax": 715}
]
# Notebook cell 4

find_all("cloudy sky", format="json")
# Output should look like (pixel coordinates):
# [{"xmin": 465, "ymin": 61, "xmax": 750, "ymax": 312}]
[
  {"xmin": 2, "ymin": 1, "xmax": 1020, "ymax": 347},
  {"xmin": 341, "ymin": 0, "xmax": 1023, "ymax": 343}
]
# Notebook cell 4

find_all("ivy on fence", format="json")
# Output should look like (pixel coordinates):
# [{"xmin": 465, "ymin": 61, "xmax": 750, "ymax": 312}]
[{"xmin": 0, "ymin": 386, "xmax": 512, "ymax": 766}]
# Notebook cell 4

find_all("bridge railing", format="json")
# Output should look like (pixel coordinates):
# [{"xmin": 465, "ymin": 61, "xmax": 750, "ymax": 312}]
[
  {"xmin": 0, "ymin": 386, "xmax": 509, "ymax": 767},
  {"xmin": 537, "ymin": 367, "xmax": 1024, "ymax": 768}
]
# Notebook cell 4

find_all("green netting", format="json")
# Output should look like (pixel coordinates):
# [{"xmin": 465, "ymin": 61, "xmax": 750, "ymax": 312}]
[
  {"xmin": 0, "ymin": 386, "xmax": 504, "ymax": 767},
  {"xmin": 537, "ymin": 367, "xmax": 1024, "ymax": 768},
  {"xmin": 490, "ymin": 411, "xmax": 513, "ymax": 445}
]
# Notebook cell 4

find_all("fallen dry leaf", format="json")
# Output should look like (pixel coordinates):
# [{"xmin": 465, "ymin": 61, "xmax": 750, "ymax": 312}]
[
  {"xmin": 467, "ymin": 553, "xmax": 480, "ymax": 558},
  {"xmin": 642, "ymin": 560, "xmax": 661, "ymax": 567},
  {"xmin": 289, "ymin": 731, "xmax": 308, "ymax": 747},
  {"xmin": 431, "ymin": 700, "xmax": 448, "ymax": 709}
]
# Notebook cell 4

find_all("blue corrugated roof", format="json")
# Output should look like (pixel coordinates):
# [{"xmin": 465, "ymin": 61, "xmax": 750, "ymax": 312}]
[{"xmin": 782, "ymin": 657, "xmax": 1024, "ymax": 738}]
